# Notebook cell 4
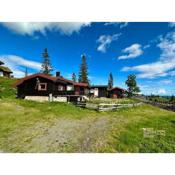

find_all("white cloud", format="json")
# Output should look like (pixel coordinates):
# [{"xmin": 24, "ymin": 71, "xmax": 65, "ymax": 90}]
[
  {"xmin": 1, "ymin": 22, "xmax": 91, "ymax": 36},
  {"xmin": 118, "ymin": 43, "xmax": 143, "ymax": 60},
  {"xmin": 158, "ymin": 88, "xmax": 166, "ymax": 94},
  {"xmin": 160, "ymin": 80, "xmax": 172, "ymax": 84},
  {"xmin": 0, "ymin": 55, "xmax": 41, "ymax": 77},
  {"xmin": 122, "ymin": 60, "xmax": 175, "ymax": 78},
  {"xmin": 119, "ymin": 22, "xmax": 128, "ymax": 29},
  {"xmin": 104, "ymin": 22, "xmax": 128, "ymax": 29},
  {"xmin": 143, "ymin": 44, "xmax": 150, "ymax": 49},
  {"xmin": 97, "ymin": 33, "xmax": 121, "ymax": 53},
  {"xmin": 122, "ymin": 32, "xmax": 175, "ymax": 79}
]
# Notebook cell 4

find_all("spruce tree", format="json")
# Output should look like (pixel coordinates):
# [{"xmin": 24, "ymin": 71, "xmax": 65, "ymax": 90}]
[
  {"xmin": 72, "ymin": 73, "xmax": 77, "ymax": 82},
  {"xmin": 41, "ymin": 48, "xmax": 53, "ymax": 75},
  {"xmin": 25, "ymin": 67, "xmax": 28, "ymax": 77},
  {"xmin": 78, "ymin": 54, "xmax": 89, "ymax": 84},
  {"xmin": 125, "ymin": 74, "xmax": 140, "ymax": 97},
  {"xmin": 170, "ymin": 95, "xmax": 175, "ymax": 102},
  {"xmin": 108, "ymin": 72, "xmax": 113, "ymax": 89}
]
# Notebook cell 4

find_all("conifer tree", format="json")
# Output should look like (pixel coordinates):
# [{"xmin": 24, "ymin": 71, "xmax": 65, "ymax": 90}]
[
  {"xmin": 78, "ymin": 54, "xmax": 89, "ymax": 84},
  {"xmin": 108, "ymin": 72, "xmax": 113, "ymax": 89},
  {"xmin": 72, "ymin": 73, "xmax": 77, "ymax": 82},
  {"xmin": 25, "ymin": 67, "xmax": 28, "ymax": 77},
  {"xmin": 41, "ymin": 48, "xmax": 53, "ymax": 75}
]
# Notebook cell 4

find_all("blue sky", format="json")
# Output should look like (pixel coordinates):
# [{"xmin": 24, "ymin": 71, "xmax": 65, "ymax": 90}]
[{"xmin": 0, "ymin": 22, "xmax": 175, "ymax": 95}]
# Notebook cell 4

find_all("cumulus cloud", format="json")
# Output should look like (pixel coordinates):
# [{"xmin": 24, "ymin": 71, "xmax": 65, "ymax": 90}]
[
  {"xmin": 0, "ymin": 55, "xmax": 41, "ymax": 77},
  {"xmin": 139, "ymin": 83, "xmax": 170, "ymax": 95},
  {"xmin": 158, "ymin": 88, "xmax": 166, "ymax": 94},
  {"xmin": 118, "ymin": 43, "xmax": 143, "ymax": 60},
  {"xmin": 97, "ymin": 33, "xmax": 121, "ymax": 53},
  {"xmin": 1, "ymin": 22, "xmax": 91, "ymax": 36},
  {"xmin": 122, "ymin": 32, "xmax": 175, "ymax": 79},
  {"xmin": 104, "ymin": 22, "xmax": 128, "ymax": 29},
  {"xmin": 160, "ymin": 80, "xmax": 172, "ymax": 84}
]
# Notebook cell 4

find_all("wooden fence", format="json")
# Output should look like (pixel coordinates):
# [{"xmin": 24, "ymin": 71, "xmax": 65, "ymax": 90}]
[{"xmin": 76, "ymin": 102, "xmax": 143, "ymax": 111}]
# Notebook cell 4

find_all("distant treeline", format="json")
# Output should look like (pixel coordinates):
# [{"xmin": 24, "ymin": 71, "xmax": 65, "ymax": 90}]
[{"xmin": 145, "ymin": 95, "xmax": 175, "ymax": 104}]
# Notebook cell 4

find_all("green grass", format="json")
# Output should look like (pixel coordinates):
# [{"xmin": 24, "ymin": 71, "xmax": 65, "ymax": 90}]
[
  {"xmin": 0, "ymin": 77, "xmax": 17, "ymax": 98},
  {"xmin": 0, "ymin": 77, "xmax": 175, "ymax": 153},
  {"xmin": 0, "ymin": 98, "xmax": 175, "ymax": 153}
]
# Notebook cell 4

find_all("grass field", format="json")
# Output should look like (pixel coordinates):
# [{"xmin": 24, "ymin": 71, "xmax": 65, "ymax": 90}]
[{"xmin": 0, "ymin": 77, "xmax": 175, "ymax": 152}]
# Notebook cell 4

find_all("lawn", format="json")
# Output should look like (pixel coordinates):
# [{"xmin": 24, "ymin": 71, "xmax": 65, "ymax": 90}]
[
  {"xmin": 0, "ymin": 98, "xmax": 175, "ymax": 153},
  {"xmin": 0, "ymin": 77, "xmax": 175, "ymax": 153}
]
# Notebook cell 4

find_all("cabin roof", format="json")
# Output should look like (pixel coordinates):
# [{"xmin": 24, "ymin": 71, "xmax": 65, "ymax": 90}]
[
  {"xmin": 110, "ymin": 86, "xmax": 127, "ymax": 92},
  {"xmin": 15, "ymin": 73, "xmax": 89, "ymax": 87},
  {"xmin": 90, "ymin": 85, "xmax": 108, "ymax": 88},
  {"xmin": 74, "ymin": 82, "xmax": 89, "ymax": 87},
  {"xmin": 0, "ymin": 66, "xmax": 12, "ymax": 73}
]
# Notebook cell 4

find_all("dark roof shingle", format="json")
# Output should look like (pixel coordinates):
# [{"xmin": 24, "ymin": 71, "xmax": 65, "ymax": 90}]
[
  {"xmin": 15, "ymin": 73, "xmax": 89, "ymax": 87},
  {"xmin": 0, "ymin": 66, "xmax": 12, "ymax": 73}
]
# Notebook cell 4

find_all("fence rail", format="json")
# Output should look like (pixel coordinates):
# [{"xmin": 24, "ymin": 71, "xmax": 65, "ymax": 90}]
[{"xmin": 76, "ymin": 101, "xmax": 143, "ymax": 111}]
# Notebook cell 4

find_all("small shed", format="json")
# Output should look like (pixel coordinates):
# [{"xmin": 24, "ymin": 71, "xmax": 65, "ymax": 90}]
[
  {"xmin": 109, "ymin": 87, "xmax": 127, "ymax": 98},
  {"xmin": 0, "ymin": 65, "xmax": 13, "ymax": 78}
]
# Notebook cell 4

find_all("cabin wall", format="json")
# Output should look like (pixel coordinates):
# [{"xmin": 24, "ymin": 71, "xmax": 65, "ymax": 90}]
[
  {"xmin": 17, "ymin": 77, "xmax": 55, "ymax": 98},
  {"xmin": 90, "ymin": 87, "xmax": 108, "ymax": 97},
  {"xmin": 0, "ymin": 71, "xmax": 11, "ymax": 78},
  {"xmin": 17, "ymin": 77, "xmax": 89, "ymax": 98},
  {"xmin": 110, "ymin": 89, "xmax": 125, "ymax": 98}
]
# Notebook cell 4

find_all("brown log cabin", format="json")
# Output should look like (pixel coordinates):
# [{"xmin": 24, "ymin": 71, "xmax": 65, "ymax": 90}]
[
  {"xmin": 15, "ymin": 72, "xmax": 89, "ymax": 101},
  {"xmin": 15, "ymin": 72, "xmax": 127, "ymax": 102}
]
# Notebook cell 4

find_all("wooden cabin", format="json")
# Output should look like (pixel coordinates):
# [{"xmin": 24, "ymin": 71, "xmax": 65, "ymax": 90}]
[
  {"xmin": 89, "ymin": 85, "xmax": 127, "ymax": 98},
  {"xmin": 0, "ymin": 61, "xmax": 13, "ymax": 78},
  {"xmin": 109, "ymin": 87, "xmax": 127, "ymax": 98},
  {"xmin": 15, "ymin": 73, "xmax": 89, "ymax": 102},
  {"xmin": 90, "ymin": 85, "xmax": 108, "ymax": 97}
]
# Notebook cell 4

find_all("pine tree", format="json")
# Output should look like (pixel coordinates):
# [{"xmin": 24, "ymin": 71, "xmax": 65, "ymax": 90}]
[
  {"xmin": 125, "ymin": 74, "xmax": 140, "ymax": 97},
  {"xmin": 170, "ymin": 95, "xmax": 175, "ymax": 102},
  {"xmin": 41, "ymin": 48, "xmax": 53, "ymax": 75},
  {"xmin": 72, "ymin": 73, "xmax": 77, "ymax": 82},
  {"xmin": 78, "ymin": 54, "xmax": 89, "ymax": 84},
  {"xmin": 25, "ymin": 67, "xmax": 28, "ymax": 77},
  {"xmin": 108, "ymin": 72, "xmax": 113, "ymax": 89}
]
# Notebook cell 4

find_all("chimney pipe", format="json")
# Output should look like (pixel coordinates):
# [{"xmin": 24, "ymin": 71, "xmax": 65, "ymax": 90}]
[{"xmin": 56, "ymin": 71, "xmax": 60, "ymax": 77}]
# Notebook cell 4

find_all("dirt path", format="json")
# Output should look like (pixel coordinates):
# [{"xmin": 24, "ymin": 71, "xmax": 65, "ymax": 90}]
[{"xmin": 3, "ymin": 116, "xmax": 112, "ymax": 152}]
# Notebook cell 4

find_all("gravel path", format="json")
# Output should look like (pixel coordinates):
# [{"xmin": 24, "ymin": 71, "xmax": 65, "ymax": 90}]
[{"xmin": 4, "ymin": 116, "xmax": 112, "ymax": 152}]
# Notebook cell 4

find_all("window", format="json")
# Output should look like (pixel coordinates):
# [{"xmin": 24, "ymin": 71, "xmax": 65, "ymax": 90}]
[
  {"xmin": 58, "ymin": 85, "xmax": 64, "ymax": 91},
  {"xmin": 38, "ymin": 83, "xmax": 47, "ymax": 91},
  {"xmin": 67, "ymin": 85, "xmax": 74, "ymax": 91}
]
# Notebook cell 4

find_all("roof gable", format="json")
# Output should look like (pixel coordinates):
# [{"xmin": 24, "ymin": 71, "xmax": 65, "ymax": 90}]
[
  {"xmin": 0, "ymin": 66, "xmax": 12, "ymax": 73},
  {"xmin": 110, "ymin": 86, "xmax": 127, "ymax": 92},
  {"xmin": 15, "ymin": 73, "xmax": 89, "ymax": 87},
  {"xmin": 0, "ymin": 60, "xmax": 4, "ymax": 65}
]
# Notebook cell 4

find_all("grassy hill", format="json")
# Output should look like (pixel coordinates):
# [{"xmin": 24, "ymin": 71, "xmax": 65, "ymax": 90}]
[
  {"xmin": 0, "ymin": 77, "xmax": 17, "ymax": 98},
  {"xmin": 0, "ymin": 77, "xmax": 175, "ymax": 153}
]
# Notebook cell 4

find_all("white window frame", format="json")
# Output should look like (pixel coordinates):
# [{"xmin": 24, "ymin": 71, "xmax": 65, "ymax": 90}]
[{"xmin": 38, "ymin": 83, "xmax": 47, "ymax": 91}]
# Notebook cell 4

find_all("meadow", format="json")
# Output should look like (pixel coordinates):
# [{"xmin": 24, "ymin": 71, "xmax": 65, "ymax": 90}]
[{"xmin": 0, "ymin": 77, "xmax": 175, "ymax": 153}]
